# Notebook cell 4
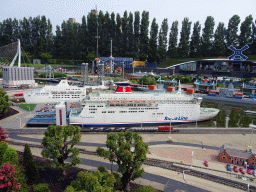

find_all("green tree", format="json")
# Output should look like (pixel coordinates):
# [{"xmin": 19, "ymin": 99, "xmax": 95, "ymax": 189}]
[
  {"xmin": 201, "ymin": 16, "xmax": 215, "ymax": 57},
  {"xmin": 148, "ymin": 18, "xmax": 159, "ymax": 63},
  {"xmin": 226, "ymin": 15, "xmax": 240, "ymax": 50},
  {"xmin": 134, "ymin": 11, "xmax": 140, "ymax": 60},
  {"xmin": 23, "ymin": 143, "xmax": 40, "ymax": 185},
  {"xmin": 41, "ymin": 125, "xmax": 81, "ymax": 175},
  {"xmin": 115, "ymin": 13, "xmax": 122, "ymax": 57},
  {"xmin": 65, "ymin": 171, "xmax": 117, "ymax": 192},
  {"xmin": 140, "ymin": 11, "xmax": 149, "ymax": 61},
  {"xmin": 127, "ymin": 12, "xmax": 134, "ymax": 58},
  {"xmin": 31, "ymin": 16, "xmax": 41, "ymax": 58},
  {"xmin": 0, "ymin": 141, "xmax": 8, "ymax": 165},
  {"xmin": 135, "ymin": 185, "xmax": 157, "ymax": 192},
  {"xmin": 213, "ymin": 22, "xmax": 226, "ymax": 56},
  {"xmin": 97, "ymin": 131, "xmax": 149, "ymax": 192},
  {"xmin": 0, "ymin": 89, "xmax": 11, "ymax": 117},
  {"xmin": 121, "ymin": 11, "xmax": 129, "ymax": 57},
  {"xmin": 87, "ymin": 12, "xmax": 97, "ymax": 55},
  {"xmin": 228, "ymin": 108, "xmax": 240, "ymax": 127},
  {"xmin": 158, "ymin": 18, "xmax": 168, "ymax": 62},
  {"xmin": 2, "ymin": 147, "xmax": 19, "ymax": 165},
  {"xmin": 139, "ymin": 75, "xmax": 156, "ymax": 85},
  {"xmin": 251, "ymin": 19, "xmax": 256, "ymax": 55},
  {"xmin": 190, "ymin": 21, "xmax": 201, "ymax": 58},
  {"xmin": 20, "ymin": 17, "xmax": 33, "ymax": 53},
  {"xmin": 239, "ymin": 15, "xmax": 253, "ymax": 51},
  {"xmin": 167, "ymin": 21, "xmax": 179, "ymax": 58},
  {"xmin": 77, "ymin": 15, "xmax": 88, "ymax": 60},
  {"xmin": 178, "ymin": 17, "xmax": 192, "ymax": 58}
]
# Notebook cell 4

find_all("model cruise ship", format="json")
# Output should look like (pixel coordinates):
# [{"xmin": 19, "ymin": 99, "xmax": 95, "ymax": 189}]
[
  {"xmin": 69, "ymin": 83, "xmax": 219, "ymax": 127},
  {"xmin": 24, "ymin": 80, "xmax": 108, "ymax": 103}
]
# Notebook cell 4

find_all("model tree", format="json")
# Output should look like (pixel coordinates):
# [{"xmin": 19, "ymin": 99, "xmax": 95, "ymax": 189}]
[
  {"xmin": 0, "ymin": 89, "xmax": 11, "ymax": 117},
  {"xmin": 97, "ymin": 131, "xmax": 149, "ymax": 192},
  {"xmin": 41, "ymin": 125, "xmax": 81, "ymax": 175}
]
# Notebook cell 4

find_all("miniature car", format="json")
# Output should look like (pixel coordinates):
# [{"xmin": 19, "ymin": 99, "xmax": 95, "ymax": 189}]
[
  {"xmin": 204, "ymin": 160, "xmax": 209, "ymax": 167},
  {"xmin": 233, "ymin": 166, "xmax": 238, "ymax": 172},
  {"xmin": 239, "ymin": 168, "xmax": 245, "ymax": 174},
  {"xmin": 226, "ymin": 164, "xmax": 231, "ymax": 172},
  {"xmin": 247, "ymin": 169, "xmax": 253, "ymax": 175}
]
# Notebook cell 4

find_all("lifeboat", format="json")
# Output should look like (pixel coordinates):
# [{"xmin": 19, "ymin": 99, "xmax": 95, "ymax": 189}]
[
  {"xmin": 109, "ymin": 101, "xmax": 121, "ymax": 103},
  {"xmin": 136, "ymin": 100, "xmax": 147, "ymax": 102},
  {"xmin": 149, "ymin": 101, "xmax": 156, "ymax": 103},
  {"xmin": 122, "ymin": 100, "xmax": 134, "ymax": 103}
]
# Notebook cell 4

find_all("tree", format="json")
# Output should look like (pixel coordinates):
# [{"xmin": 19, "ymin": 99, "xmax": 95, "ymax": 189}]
[
  {"xmin": 97, "ymin": 131, "xmax": 149, "ymax": 192},
  {"xmin": 140, "ymin": 11, "xmax": 149, "ymax": 61},
  {"xmin": 178, "ymin": 17, "xmax": 192, "ymax": 58},
  {"xmin": 23, "ymin": 143, "xmax": 40, "ymax": 185},
  {"xmin": 213, "ymin": 22, "xmax": 226, "ymax": 56},
  {"xmin": 135, "ymin": 185, "xmax": 157, "ymax": 192},
  {"xmin": 228, "ymin": 108, "xmax": 240, "ymax": 127},
  {"xmin": 127, "ymin": 12, "xmax": 134, "ymax": 58},
  {"xmin": 134, "ymin": 11, "xmax": 140, "ymax": 60},
  {"xmin": 239, "ymin": 15, "xmax": 253, "ymax": 52},
  {"xmin": 0, "ymin": 141, "xmax": 8, "ymax": 165},
  {"xmin": 158, "ymin": 18, "xmax": 168, "ymax": 62},
  {"xmin": 190, "ymin": 21, "xmax": 201, "ymax": 57},
  {"xmin": 65, "ymin": 171, "xmax": 117, "ymax": 192},
  {"xmin": 226, "ymin": 15, "xmax": 240, "ymax": 50},
  {"xmin": 201, "ymin": 16, "xmax": 215, "ymax": 57},
  {"xmin": 167, "ymin": 21, "xmax": 179, "ymax": 58},
  {"xmin": 0, "ymin": 89, "xmax": 11, "ymax": 117},
  {"xmin": 41, "ymin": 125, "xmax": 81, "ymax": 175},
  {"xmin": 2, "ymin": 147, "xmax": 19, "ymax": 165},
  {"xmin": 251, "ymin": 19, "xmax": 256, "ymax": 55},
  {"xmin": 148, "ymin": 18, "xmax": 159, "ymax": 63}
]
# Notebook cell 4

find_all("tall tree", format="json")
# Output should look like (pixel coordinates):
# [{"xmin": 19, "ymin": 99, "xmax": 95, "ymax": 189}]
[
  {"xmin": 121, "ymin": 11, "xmax": 129, "ymax": 56},
  {"xmin": 31, "ymin": 16, "xmax": 41, "ymax": 58},
  {"xmin": 134, "ymin": 11, "xmax": 140, "ymax": 60},
  {"xmin": 115, "ymin": 13, "xmax": 122, "ymax": 57},
  {"xmin": 127, "ymin": 12, "xmax": 134, "ymax": 57},
  {"xmin": 178, "ymin": 17, "xmax": 192, "ymax": 58},
  {"xmin": 102, "ymin": 11, "xmax": 111, "ymax": 57},
  {"xmin": 87, "ymin": 12, "xmax": 97, "ymax": 56},
  {"xmin": 167, "ymin": 21, "xmax": 179, "ymax": 58},
  {"xmin": 20, "ymin": 17, "xmax": 32, "ymax": 53},
  {"xmin": 0, "ymin": 89, "xmax": 11, "ymax": 117},
  {"xmin": 53, "ymin": 25, "xmax": 63, "ymax": 59},
  {"xmin": 140, "ymin": 11, "xmax": 149, "ymax": 61},
  {"xmin": 158, "ymin": 18, "xmax": 168, "ymax": 62},
  {"xmin": 213, "ymin": 22, "xmax": 226, "ymax": 56},
  {"xmin": 190, "ymin": 21, "xmax": 201, "ymax": 57},
  {"xmin": 39, "ymin": 15, "xmax": 47, "ymax": 55},
  {"xmin": 239, "ymin": 15, "xmax": 253, "ymax": 49},
  {"xmin": 148, "ymin": 18, "xmax": 159, "ymax": 63},
  {"xmin": 77, "ymin": 15, "xmax": 88, "ymax": 60},
  {"xmin": 201, "ymin": 16, "xmax": 215, "ymax": 57},
  {"xmin": 98, "ymin": 11, "xmax": 105, "ymax": 57},
  {"xmin": 226, "ymin": 14, "xmax": 240, "ymax": 50},
  {"xmin": 46, "ymin": 19, "xmax": 53, "ymax": 55},
  {"xmin": 251, "ymin": 20, "xmax": 256, "ymax": 55}
]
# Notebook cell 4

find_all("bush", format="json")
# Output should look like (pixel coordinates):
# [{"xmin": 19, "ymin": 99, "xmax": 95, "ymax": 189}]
[
  {"xmin": 0, "ymin": 163, "xmax": 22, "ymax": 191},
  {"xmin": 0, "ymin": 141, "xmax": 8, "ymax": 165},
  {"xmin": 23, "ymin": 143, "xmax": 40, "ymax": 185},
  {"xmin": 2, "ymin": 147, "xmax": 19, "ymax": 165},
  {"xmin": 33, "ymin": 183, "xmax": 51, "ymax": 192},
  {"xmin": 98, "ymin": 165, "xmax": 108, "ymax": 173},
  {"xmin": 135, "ymin": 185, "xmax": 157, "ymax": 192}
]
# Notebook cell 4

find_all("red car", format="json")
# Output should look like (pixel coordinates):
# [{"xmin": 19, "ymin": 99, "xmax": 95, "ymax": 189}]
[
  {"xmin": 233, "ymin": 166, "xmax": 238, "ymax": 172},
  {"xmin": 204, "ymin": 160, "xmax": 209, "ymax": 167},
  {"xmin": 247, "ymin": 169, "xmax": 253, "ymax": 175},
  {"xmin": 239, "ymin": 168, "xmax": 245, "ymax": 174}
]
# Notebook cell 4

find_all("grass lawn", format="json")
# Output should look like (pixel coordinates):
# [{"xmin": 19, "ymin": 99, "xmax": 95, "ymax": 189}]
[{"xmin": 19, "ymin": 104, "xmax": 36, "ymax": 111}]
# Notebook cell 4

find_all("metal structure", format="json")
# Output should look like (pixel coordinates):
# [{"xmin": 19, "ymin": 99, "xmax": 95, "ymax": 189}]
[
  {"xmin": 81, "ymin": 63, "xmax": 89, "ymax": 85},
  {"xmin": 45, "ymin": 65, "xmax": 54, "ymax": 79},
  {"xmin": 109, "ymin": 39, "xmax": 114, "ymax": 73}
]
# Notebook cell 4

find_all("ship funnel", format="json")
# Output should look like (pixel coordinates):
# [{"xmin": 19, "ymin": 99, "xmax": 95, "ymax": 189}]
[{"xmin": 177, "ymin": 80, "xmax": 182, "ymax": 93}]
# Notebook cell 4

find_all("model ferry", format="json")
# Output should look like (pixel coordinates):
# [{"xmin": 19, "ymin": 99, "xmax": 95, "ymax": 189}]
[
  {"xmin": 69, "ymin": 82, "xmax": 219, "ymax": 127},
  {"xmin": 24, "ymin": 80, "xmax": 108, "ymax": 103}
]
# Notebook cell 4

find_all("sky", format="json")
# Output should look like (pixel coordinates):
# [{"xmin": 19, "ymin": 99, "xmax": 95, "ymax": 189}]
[{"xmin": 1, "ymin": 0, "xmax": 256, "ymax": 37}]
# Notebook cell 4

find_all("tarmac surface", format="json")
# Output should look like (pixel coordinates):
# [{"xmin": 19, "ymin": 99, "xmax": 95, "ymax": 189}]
[{"xmin": 2, "ymin": 104, "xmax": 256, "ymax": 191}]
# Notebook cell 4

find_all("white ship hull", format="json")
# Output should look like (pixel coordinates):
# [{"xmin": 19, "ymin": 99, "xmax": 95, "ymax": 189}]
[{"xmin": 69, "ymin": 85, "xmax": 219, "ymax": 127}]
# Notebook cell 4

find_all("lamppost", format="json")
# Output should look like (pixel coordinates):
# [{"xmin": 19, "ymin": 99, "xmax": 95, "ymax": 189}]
[
  {"xmin": 28, "ymin": 106, "xmax": 31, "ymax": 115},
  {"xmin": 190, "ymin": 151, "xmax": 194, "ymax": 168},
  {"xmin": 16, "ymin": 117, "xmax": 22, "ymax": 128},
  {"xmin": 201, "ymin": 141, "xmax": 203, "ymax": 149},
  {"xmin": 183, "ymin": 170, "xmax": 190, "ymax": 182},
  {"xmin": 248, "ymin": 123, "xmax": 256, "ymax": 148}
]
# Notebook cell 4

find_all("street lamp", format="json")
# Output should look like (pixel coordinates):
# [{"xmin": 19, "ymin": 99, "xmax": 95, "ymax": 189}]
[
  {"xmin": 190, "ymin": 151, "xmax": 194, "ymax": 168},
  {"xmin": 16, "ymin": 117, "xmax": 22, "ymax": 128},
  {"xmin": 28, "ymin": 106, "xmax": 31, "ymax": 115},
  {"xmin": 183, "ymin": 170, "xmax": 190, "ymax": 182}
]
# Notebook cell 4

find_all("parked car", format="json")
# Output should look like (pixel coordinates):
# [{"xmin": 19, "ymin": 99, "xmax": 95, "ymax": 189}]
[
  {"xmin": 204, "ymin": 160, "xmax": 209, "ymax": 167},
  {"xmin": 239, "ymin": 168, "xmax": 245, "ymax": 174},
  {"xmin": 254, "ymin": 170, "xmax": 256, "ymax": 177},
  {"xmin": 247, "ymin": 169, "xmax": 253, "ymax": 175},
  {"xmin": 233, "ymin": 166, "xmax": 238, "ymax": 172},
  {"xmin": 226, "ymin": 164, "xmax": 231, "ymax": 172}
]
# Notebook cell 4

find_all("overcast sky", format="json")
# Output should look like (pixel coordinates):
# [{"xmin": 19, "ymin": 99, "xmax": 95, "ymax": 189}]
[{"xmin": 1, "ymin": 0, "xmax": 256, "ymax": 36}]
